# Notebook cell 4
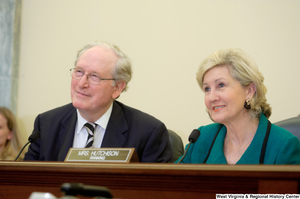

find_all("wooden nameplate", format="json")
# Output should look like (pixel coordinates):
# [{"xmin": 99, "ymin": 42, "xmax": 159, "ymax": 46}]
[{"xmin": 64, "ymin": 148, "xmax": 139, "ymax": 163}]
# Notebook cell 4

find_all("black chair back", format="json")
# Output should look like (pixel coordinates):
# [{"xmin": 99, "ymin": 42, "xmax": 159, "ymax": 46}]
[{"xmin": 168, "ymin": 129, "xmax": 184, "ymax": 163}]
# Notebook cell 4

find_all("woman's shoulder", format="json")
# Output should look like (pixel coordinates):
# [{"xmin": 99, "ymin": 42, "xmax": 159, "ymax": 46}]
[
  {"xmin": 268, "ymin": 123, "xmax": 300, "ymax": 152},
  {"xmin": 198, "ymin": 123, "xmax": 223, "ymax": 135},
  {"xmin": 266, "ymin": 123, "xmax": 300, "ymax": 164},
  {"xmin": 270, "ymin": 123, "xmax": 298, "ymax": 140}
]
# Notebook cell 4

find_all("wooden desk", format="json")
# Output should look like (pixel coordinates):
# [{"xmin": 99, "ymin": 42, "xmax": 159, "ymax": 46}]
[{"xmin": 0, "ymin": 161, "xmax": 299, "ymax": 199}]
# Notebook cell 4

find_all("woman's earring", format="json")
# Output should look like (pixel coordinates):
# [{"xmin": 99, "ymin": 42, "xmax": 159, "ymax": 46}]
[{"xmin": 244, "ymin": 99, "xmax": 251, "ymax": 109}]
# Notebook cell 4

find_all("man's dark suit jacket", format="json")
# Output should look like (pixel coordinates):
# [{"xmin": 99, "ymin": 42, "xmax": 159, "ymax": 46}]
[{"xmin": 24, "ymin": 101, "xmax": 172, "ymax": 162}]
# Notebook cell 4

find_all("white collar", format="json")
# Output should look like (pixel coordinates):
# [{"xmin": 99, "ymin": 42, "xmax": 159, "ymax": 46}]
[{"xmin": 76, "ymin": 103, "xmax": 113, "ymax": 134}]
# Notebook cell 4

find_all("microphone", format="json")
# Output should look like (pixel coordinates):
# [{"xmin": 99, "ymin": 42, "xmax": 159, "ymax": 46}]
[
  {"xmin": 14, "ymin": 130, "xmax": 40, "ymax": 161},
  {"xmin": 61, "ymin": 182, "xmax": 113, "ymax": 198},
  {"xmin": 177, "ymin": 129, "xmax": 200, "ymax": 164}
]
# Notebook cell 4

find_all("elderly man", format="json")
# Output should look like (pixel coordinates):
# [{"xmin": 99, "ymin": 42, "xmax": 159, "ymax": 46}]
[{"xmin": 24, "ymin": 41, "xmax": 172, "ymax": 162}]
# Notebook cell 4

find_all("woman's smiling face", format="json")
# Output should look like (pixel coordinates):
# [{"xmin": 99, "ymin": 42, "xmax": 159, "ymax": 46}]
[{"xmin": 202, "ymin": 65, "xmax": 249, "ymax": 125}]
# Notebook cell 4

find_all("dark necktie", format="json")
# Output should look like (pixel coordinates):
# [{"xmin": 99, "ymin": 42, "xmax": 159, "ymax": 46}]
[{"xmin": 84, "ymin": 123, "xmax": 97, "ymax": 148}]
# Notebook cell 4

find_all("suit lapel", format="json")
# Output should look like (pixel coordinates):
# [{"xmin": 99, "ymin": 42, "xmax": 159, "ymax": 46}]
[
  {"xmin": 57, "ymin": 108, "xmax": 77, "ymax": 161},
  {"xmin": 101, "ymin": 101, "xmax": 128, "ymax": 148}
]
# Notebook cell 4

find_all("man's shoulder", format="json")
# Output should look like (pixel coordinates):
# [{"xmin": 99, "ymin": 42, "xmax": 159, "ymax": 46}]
[
  {"xmin": 114, "ymin": 101, "xmax": 163, "ymax": 124},
  {"xmin": 39, "ymin": 103, "xmax": 75, "ymax": 118}
]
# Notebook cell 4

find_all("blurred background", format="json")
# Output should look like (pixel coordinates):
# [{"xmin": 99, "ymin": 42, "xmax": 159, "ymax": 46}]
[{"xmin": 2, "ymin": 0, "xmax": 300, "ymax": 146}]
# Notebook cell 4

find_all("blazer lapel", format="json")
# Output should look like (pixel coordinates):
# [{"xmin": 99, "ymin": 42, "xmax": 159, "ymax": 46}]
[
  {"xmin": 101, "ymin": 101, "xmax": 128, "ymax": 148},
  {"xmin": 57, "ymin": 108, "xmax": 77, "ymax": 161}
]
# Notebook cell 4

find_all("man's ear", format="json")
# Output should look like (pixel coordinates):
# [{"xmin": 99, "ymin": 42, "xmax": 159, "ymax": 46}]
[{"xmin": 112, "ymin": 81, "xmax": 126, "ymax": 99}]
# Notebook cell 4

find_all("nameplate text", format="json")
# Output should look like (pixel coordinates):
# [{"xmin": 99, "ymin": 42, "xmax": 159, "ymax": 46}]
[{"xmin": 64, "ymin": 148, "xmax": 139, "ymax": 163}]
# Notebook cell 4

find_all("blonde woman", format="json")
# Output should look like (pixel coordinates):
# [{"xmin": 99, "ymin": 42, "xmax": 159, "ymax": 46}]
[
  {"xmin": 176, "ymin": 48, "xmax": 300, "ymax": 164},
  {"xmin": 0, "ymin": 107, "xmax": 25, "ymax": 160}
]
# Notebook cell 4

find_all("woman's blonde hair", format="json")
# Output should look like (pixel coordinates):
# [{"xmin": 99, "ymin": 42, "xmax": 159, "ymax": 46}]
[
  {"xmin": 0, "ymin": 107, "xmax": 25, "ymax": 160},
  {"xmin": 196, "ymin": 48, "xmax": 271, "ymax": 119}
]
